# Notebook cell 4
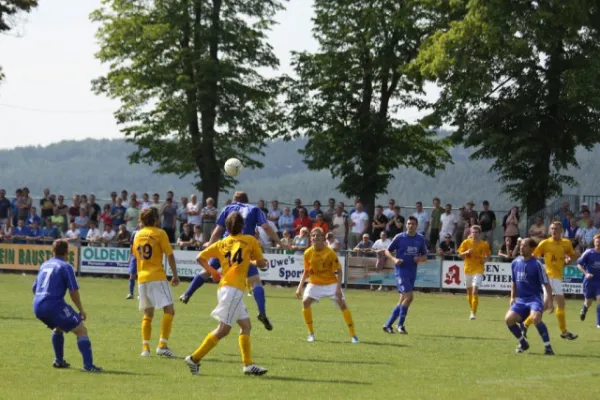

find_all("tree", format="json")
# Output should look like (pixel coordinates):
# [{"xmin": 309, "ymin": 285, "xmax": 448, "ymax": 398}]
[
  {"xmin": 416, "ymin": 0, "xmax": 600, "ymax": 215},
  {"xmin": 91, "ymin": 0, "xmax": 285, "ymax": 204},
  {"xmin": 0, "ymin": 0, "xmax": 38, "ymax": 83},
  {"xmin": 282, "ymin": 0, "xmax": 451, "ymax": 218}
]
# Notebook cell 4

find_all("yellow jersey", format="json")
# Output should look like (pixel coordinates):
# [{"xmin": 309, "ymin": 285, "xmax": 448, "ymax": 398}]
[
  {"xmin": 304, "ymin": 246, "xmax": 340, "ymax": 286},
  {"xmin": 133, "ymin": 226, "xmax": 173, "ymax": 284},
  {"xmin": 200, "ymin": 234, "xmax": 263, "ymax": 292},
  {"xmin": 533, "ymin": 237, "xmax": 575, "ymax": 279},
  {"xmin": 458, "ymin": 238, "xmax": 490, "ymax": 275}
]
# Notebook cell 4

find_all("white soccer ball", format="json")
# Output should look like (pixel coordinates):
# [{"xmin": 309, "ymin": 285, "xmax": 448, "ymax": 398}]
[{"xmin": 224, "ymin": 158, "xmax": 243, "ymax": 177}]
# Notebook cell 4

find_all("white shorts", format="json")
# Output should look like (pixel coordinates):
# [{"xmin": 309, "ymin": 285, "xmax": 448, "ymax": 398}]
[
  {"xmin": 303, "ymin": 283, "xmax": 344, "ymax": 303},
  {"xmin": 543, "ymin": 279, "xmax": 564, "ymax": 296},
  {"xmin": 211, "ymin": 286, "xmax": 249, "ymax": 327},
  {"xmin": 138, "ymin": 280, "xmax": 174, "ymax": 311},
  {"xmin": 465, "ymin": 274, "xmax": 483, "ymax": 288}
]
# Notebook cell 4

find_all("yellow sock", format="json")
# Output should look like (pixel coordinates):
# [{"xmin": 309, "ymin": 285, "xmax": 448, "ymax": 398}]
[
  {"xmin": 192, "ymin": 332, "xmax": 220, "ymax": 362},
  {"xmin": 239, "ymin": 334, "xmax": 253, "ymax": 366},
  {"xmin": 342, "ymin": 308, "xmax": 356, "ymax": 337},
  {"xmin": 302, "ymin": 308, "xmax": 314, "ymax": 334},
  {"xmin": 159, "ymin": 313, "xmax": 174, "ymax": 348},
  {"xmin": 472, "ymin": 294, "xmax": 479, "ymax": 314},
  {"xmin": 556, "ymin": 307, "xmax": 567, "ymax": 334},
  {"xmin": 142, "ymin": 316, "xmax": 152, "ymax": 349},
  {"xmin": 467, "ymin": 293, "xmax": 473, "ymax": 311},
  {"xmin": 523, "ymin": 315, "xmax": 533, "ymax": 327}
]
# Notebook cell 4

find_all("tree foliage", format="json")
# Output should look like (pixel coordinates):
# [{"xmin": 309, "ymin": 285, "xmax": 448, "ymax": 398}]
[
  {"xmin": 282, "ymin": 0, "xmax": 451, "ymax": 216},
  {"xmin": 0, "ymin": 0, "xmax": 38, "ymax": 83},
  {"xmin": 416, "ymin": 0, "xmax": 600, "ymax": 214},
  {"xmin": 91, "ymin": 0, "xmax": 285, "ymax": 204}
]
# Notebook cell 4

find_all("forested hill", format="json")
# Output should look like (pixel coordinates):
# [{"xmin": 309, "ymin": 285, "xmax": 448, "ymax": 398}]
[{"xmin": 1, "ymin": 138, "xmax": 599, "ymax": 211}]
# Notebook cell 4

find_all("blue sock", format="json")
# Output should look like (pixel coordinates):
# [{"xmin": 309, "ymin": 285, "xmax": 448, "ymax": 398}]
[
  {"xmin": 128, "ymin": 279, "xmax": 135, "ymax": 296},
  {"xmin": 596, "ymin": 305, "xmax": 600, "ymax": 326},
  {"xmin": 52, "ymin": 331, "xmax": 64, "ymax": 361},
  {"xmin": 184, "ymin": 274, "xmax": 205, "ymax": 298},
  {"xmin": 508, "ymin": 324, "xmax": 527, "ymax": 346},
  {"xmin": 385, "ymin": 306, "xmax": 400, "ymax": 327},
  {"xmin": 77, "ymin": 336, "xmax": 94, "ymax": 368},
  {"xmin": 535, "ymin": 322, "xmax": 551, "ymax": 348},
  {"xmin": 398, "ymin": 305, "xmax": 409, "ymax": 327},
  {"xmin": 253, "ymin": 285, "xmax": 266, "ymax": 315}
]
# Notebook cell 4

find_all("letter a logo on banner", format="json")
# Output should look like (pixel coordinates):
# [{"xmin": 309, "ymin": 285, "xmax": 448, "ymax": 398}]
[{"xmin": 444, "ymin": 265, "xmax": 461, "ymax": 285}]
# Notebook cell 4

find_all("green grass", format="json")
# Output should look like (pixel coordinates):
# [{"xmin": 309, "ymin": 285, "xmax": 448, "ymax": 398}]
[{"xmin": 1, "ymin": 274, "xmax": 599, "ymax": 400}]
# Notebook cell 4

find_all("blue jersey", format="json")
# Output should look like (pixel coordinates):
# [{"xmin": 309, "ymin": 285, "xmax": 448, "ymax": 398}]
[
  {"xmin": 511, "ymin": 256, "xmax": 548, "ymax": 302},
  {"xmin": 32, "ymin": 258, "xmax": 79, "ymax": 309},
  {"xmin": 387, "ymin": 232, "xmax": 427, "ymax": 275},
  {"xmin": 578, "ymin": 249, "xmax": 600, "ymax": 283},
  {"xmin": 216, "ymin": 202, "xmax": 267, "ymax": 236},
  {"xmin": 130, "ymin": 230, "xmax": 138, "ymax": 246}
]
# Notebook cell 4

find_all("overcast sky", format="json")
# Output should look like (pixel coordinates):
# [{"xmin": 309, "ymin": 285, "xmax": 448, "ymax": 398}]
[{"xmin": 0, "ymin": 0, "xmax": 436, "ymax": 150}]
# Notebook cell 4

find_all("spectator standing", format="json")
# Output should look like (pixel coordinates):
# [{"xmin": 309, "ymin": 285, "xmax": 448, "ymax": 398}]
[
  {"xmin": 111, "ymin": 198, "xmax": 126, "ymax": 228},
  {"xmin": 384, "ymin": 199, "xmax": 396, "ymax": 219},
  {"xmin": 564, "ymin": 217, "xmax": 579, "ymax": 246},
  {"xmin": 331, "ymin": 205, "xmax": 349, "ymax": 249},
  {"xmin": 293, "ymin": 208, "xmax": 312, "ymax": 235},
  {"xmin": 74, "ymin": 209, "xmax": 90, "ymax": 242},
  {"xmin": 578, "ymin": 209, "xmax": 592, "ymax": 229},
  {"xmin": 27, "ymin": 207, "xmax": 42, "ymax": 227},
  {"xmin": 439, "ymin": 204, "xmax": 457, "ymax": 243},
  {"xmin": 177, "ymin": 197, "xmax": 189, "ymax": 234},
  {"xmin": 186, "ymin": 194, "xmax": 202, "ymax": 231},
  {"xmin": 387, "ymin": 206, "xmax": 405, "ymax": 238},
  {"xmin": 292, "ymin": 199, "xmax": 307, "ymax": 219},
  {"xmin": 100, "ymin": 204, "xmax": 113, "ymax": 229},
  {"xmin": 12, "ymin": 188, "xmax": 22, "ymax": 226},
  {"xmin": 413, "ymin": 201, "xmax": 430, "ymax": 237},
  {"xmin": 55, "ymin": 195, "xmax": 69, "ymax": 232},
  {"xmin": 462, "ymin": 201, "xmax": 478, "ymax": 229},
  {"xmin": 268, "ymin": 200, "xmax": 282, "ymax": 229},
  {"xmin": 40, "ymin": 188, "xmax": 54, "ymax": 227},
  {"xmin": 125, "ymin": 200, "xmax": 140, "ymax": 232},
  {"xmin": 498, "ymin": 236, "xmax": 518, "ymax": 262},
  {"xmin": 455, "ymin": 206, "xmax": 466, "ymax": 245},
  {"xmin": 555, "ymin": 201, "xmax": 571, "ymax": 226},
  {"xmin": 438, "ymin": 234, "xmax": 456, "ymax": 260},
  {"xmin": 278, "ymin": 207, "xmax": 295, "ymax": 237},
  {"xmin": 577, "ymin": 203, "xmax": 590, "ymax": 222},
  {"xmin": 166, "ymin": 191, "xmax": 176, "ymax": 208},
  {"xmin": 528, "ymin": 216, "xmax": 547, "ymax": 245},
  {"xmin": 17, "ymin": 187, "xmax": 32, "ymax": 222},
  {"xmin": 150, "ymin": 193, "xmax": 161, "ymax": 210},
  {"xmin": 79, "ymin": 195, "xmax": 90, "ymax": 216},
  {"xmin": 161, "ymin": 197, "xmax": 177, "ymax": 243},
  {"xmin": 349, "ymin": 201, "xmax": 369, "ymax": 250},
  {"xmin": 325, "ymin": 232, "xmax": 341, "ymax": 251},
  {"xmin": 502, "ymin": 206, "xmax": 520, "ymax": 247},
  {"xmin": 577, "ymin": 219, "xmax": 598, "ymax": 250},
  {"xmin": 429, "ymin": 197, "xmax": 443, "ymax": 249},
  {"xmin": 372, "ymin": 205, "xmax": 388, "ymax": 241},
  {"xmin": 68, "ymin": 195, "xmax": 80, "ymax": 224},
  {"xmin": 88, "ymin": 194, "xmax": 101, "ymax": 224},
  {"xmin": 0, "ymin": 189, "xmax": 11, "ymax": 229},
  {"xmin": 129, "ymin": 193, "xmax": 139, "ymax": 209},
  {"xmin": 140, "ymin": 193, "xmax": 151, "ymax": 210},
  {"xmin": 478, "ymin": 200, "xmax": 497, "ymax": 251},
  {"xmin": 256, "ymin": 200, "xmax": 269, "ymax": 217},
  {"xmin": 309, "ymin": 200, "xmax": 324, "ymax": 222},
  {"xmin": 120, "ymin": 190, "xmax": 129, "ymax": 208},
  {"xmin": 201, "ymin": 197, "xmax": 218, "ymax": 243},
  {"xmin": 593, "ymin": 202, "xmax": 600, "ymax": 229},
  {"xmin": 324, "ymin": 198, "xmax": 336, "ymax": 228},
  {"xmin": 109, "ymin": 191, "xmax": 118, "ymax": 207},
  {"xmin": 312, "ymin": 213, "xmax": 329, "ymax": 233}
]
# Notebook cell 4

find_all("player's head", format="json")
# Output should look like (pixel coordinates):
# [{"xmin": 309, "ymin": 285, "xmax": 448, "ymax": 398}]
[
  {"xmin": 233, "ymin": 191, "xmax": 249, "ymax": 204},
  {"xmin": 140, "ymin": 207, "xmax": 160, "ymax": 228},
  {"xmin": 310, "ymin": 227, "xmax": 325, "ymax": 248},
  {"xmin": 406, "ymin": 216, "xmax": 418, "ymax": 234},
  {"xmin": 519, "ymin": 237, "xmax": 537, "ymax": 257},
  {"xmin": 594, "ymin": 234, "xmax": 600, "ymax": 251},
  {"xmin": 470, "ymin": 225, "xmax": 482, "ymax": 240},
  {"xmin": 550, "ymin": 221, "xmax": 563, "ymax": 239},
  {"xmin": 225, "ymin": 211, "xmax": 244, "ymax": 235},
  {"xmin": 52, "ymin": 239, "xmax": 69, "ymax": 259}
]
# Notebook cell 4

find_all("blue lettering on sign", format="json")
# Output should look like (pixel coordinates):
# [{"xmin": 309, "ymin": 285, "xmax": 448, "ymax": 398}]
[
  {"xmin": 269, "ymin": 256, "xmax": 296, "ymax": 269},
  {"xmin": 279, "ymin": 267, "xmax": 303, "ymax": 280}
]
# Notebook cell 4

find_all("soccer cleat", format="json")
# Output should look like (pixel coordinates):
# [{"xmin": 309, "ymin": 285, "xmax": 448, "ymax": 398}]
[
  {"xmin": 351, "ymin": 336, "xmax": 360, "ymax": 344},
  {"xmin": 597, "ymin": 325, "xmax": 600, "ymax": 329},
  {"xmin": 184, "ymin": 355, "xmax": 200, "ymax": 375},
  {"xmin": 515, "ymin": 341, "xmax": 530, "ymax": 354},
  {"xmin": 520, "ymin": 324, "xmax": 528, "ymax": 338},
  {"xmin": 544, "ymin": 347, "xmax": 555, "ymax": 356},
  {"xmin": 179, "ymin": 294, "xmax": 189, "ymax": 304},
  {"xmin": 156, "ymin": 347, "xmax": 176, "ymax": 358},
  {"xmin": 560, "ymin": 332, "xmax": 578, "ymax": 341},
  {"xmin": 580, "ymin": 308, "xmax": 587, "ymax": 321},
  {"xmin": 82, "ymin": 365, "xmax": 103, "ymax": 373},
  {"xmin": 140, "ymin": 350, "xmax": 151, "ymax": 357},
  {"xmin": 125, "ymin": 294, "xmax": 133, "ymax": 299},
  {"xmin": 247, "ymin": 292, "xmax": 253, "ymax": 297},
  {"xmin": 52, "ymin": 359, "xmax": 70, "ymax": 369},
  {"xmin": 470, "ymin": 312, "xmax": 476, "ymax": 320},
  {"xmin": 243, "ymin": 364, "xmax": 268, "ymax": 376},
  {"xmin": 382, "ymin": 325, "xmax": 394, "ymax": 334},
  {"xmin": 307, "ymin": 334, "xmax": 315, "ymax": 343},
  {"xmin": 257, "ymin": 314, "xmax": 273, "ymax": 331},
  {"xmin": 397, "ymin": 326, "xmax": 408, "ymax": 335}
]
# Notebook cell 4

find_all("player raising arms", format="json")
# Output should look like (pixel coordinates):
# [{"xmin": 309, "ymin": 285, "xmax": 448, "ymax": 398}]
[
  {"xmin": 522, "ymin": 221, "xmax": 578, "ymax": 340},
  {"xmin": 382, "ymin": 216, "xmax": 428, "ymax": 334},
  {"xmin": 180, "ymin": 191, "xmax": 282, "ymax": 331},
  {"xmin": 457, "ymin": 225, "xmax": 491, "ymax": 320},
  {"xmin": 295, "ymin": 227, "xmax": 359, "ymax": 343},
  {"xmin": 577, "ymin": 234, "xmax": 600, "ymax": 327},
  {"xmin": 32, "ymin": 239, "xmax": 103, "ymax": 372},
  {"xmin": 184, "ymin": 211, "xmax": 268, "ymax": 376},
  {"xmin": 133, "ymin": 207, "xmax": 180, "ymax": 357},
  {"xmin": 505, "ymin": 238, "xmax": 555, "ymax": 355}
]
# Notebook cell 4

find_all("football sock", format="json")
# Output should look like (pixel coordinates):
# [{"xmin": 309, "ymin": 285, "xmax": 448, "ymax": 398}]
[
  {"xmin": 507, "ymin": 324, "xmax": 527, "ymax": 346},
  {"xmin": 142, "ymin": 316, "xmax": 152, "ymax": 347},
  {"xmin": 596, "ymin": 305, "xmax": 600, "ymax": 326},
  {"xmin": 556, "ymin": 307, "xmax": 567, "ymax": 334},
  {"xmin": 192, "ymin": 333, "xmax": 220, "ymax": 362},
  {"xmin": 535, "ymin": 321, "xmax": 551, "ymax": 348},
  {"xmin": 128, "ymin": 279, "xmax": 135, "ymax": 296},
  {"xmin": 342, "ymin": 308, "xmax": 356, "ymax": 337},
  {"xmin": 472, "ymin": 294, "xmax": 479, "ymax": 314},
  {"xmin": 77, "ymin": 336, "xmax": 94, "ymax": 368},
  {"xmin": 239, "ymin": 334, "xmax": 253, "ymax": 366},
  {"xmin": 51, "ymin": 331, "xmax": 64, "ymax": 361},
  {"xmin": 398, "ymin": 305, "xmax": 409, "ymax": 327},
  {"xmin": 385, "ymin": 305, "xmax": 400, "ymax": 327},
  {"xmin": 523, "ymin": 315, "xmax": 533, "ymax": 328},
  {"xmin": 159, "ymin": 313, "xmax": 174, "ymax": 347},
  {"xmin": 582, "ymin": 303, "xmax": 588, "ymax": 313},
  {"xmin": 184, "ymin": 274, "xmax": 205, "ymax": 298},
  {"xmin": 302, "ymin": 307, "xmax": 314, "ymax": 334},
  {"xmin": 253, "ymin": 285, "xmax": 266, "ymax": 315},
  {"xmin": 467, "ymin": 293, "xmax": 473, "ymax": 311}
]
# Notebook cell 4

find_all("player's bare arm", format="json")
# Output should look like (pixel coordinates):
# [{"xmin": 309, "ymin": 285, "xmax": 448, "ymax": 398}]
[
  {"xmin": 167, "ymin": 254, "xmax": 180, "ymax": 286},
  {"xmin": 69, "ymin": 289, "xmax": 86, "ymax": 320},
  {"xmin": 262, "ymin": 222, "xmax": 284, "ymax": 248},
  {"xmin": 197, "ymin": 255, "xmax": 221, "ymax": 281},
  {"xmin": 384, "ymin": 249, "xmax": 402, "ymax": 265},
  {"xmin": 296, "ymin": 270, "xmax": 308, "ymax": 299},
  {"xmin": 206, "ymin": 225, "xmax": 225, "ymax": 247},
  {"xmin": 576, "ymin": 263, "xmax": 593, "ymax": 279},
  {"xmin": 543, "ymin": 282, "xmax": 554, "ymax": 313},
  {"xmin": 509, "ymin": 281, "xmax": 516, "ymax": 305}
]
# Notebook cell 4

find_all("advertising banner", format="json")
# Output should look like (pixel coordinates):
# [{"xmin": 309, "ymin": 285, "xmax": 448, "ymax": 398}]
[
  {"xmin": 347, "ymin": 259, "xmax": 441, "ymax": 289},
  {"xmin": 442, "ymin": 260, "xmax": 512, "ymax": 291},
  {"xmin": 0, "ymin": 243, "xmax": 79, "ymax": 271},
  {"xmin": 165, "ymin": 250, "xmax": 204, "ymax": 278},
  {"xmin": 80, "ymin": 246, "xmax": 131, "ymax": 274},
  {"xmin": 562, "ymin": 264, "xmax": 584, "ymax": 294}
]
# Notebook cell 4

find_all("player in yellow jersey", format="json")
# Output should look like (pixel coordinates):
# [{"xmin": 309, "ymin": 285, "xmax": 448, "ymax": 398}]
[
  {"xmin": 458, "ymin": 225, "xmax": 491, "ymax": 320},
  {"xmin": 295, "ymin": 227, "xmax": 359, "ymax": 343},
  {"xmin": 522, "ymin": 221, "xmax": 578, "ymax": 340},
  {"xmin": 133, "ymin": 208, "xmax": 180, "ymax": 357},
  {"xmin": 184, "ymin": 211, "xmax": 268, "ymax": 376}
]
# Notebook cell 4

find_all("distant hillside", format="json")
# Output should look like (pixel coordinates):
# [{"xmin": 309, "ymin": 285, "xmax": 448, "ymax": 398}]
[{"xmin": 1, "ymin": 137, "xmax": 599, "ymax": 212}]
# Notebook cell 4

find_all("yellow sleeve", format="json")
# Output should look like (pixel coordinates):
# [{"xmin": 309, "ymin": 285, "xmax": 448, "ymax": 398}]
[
  {"xmin": 565, "ymin": 240, "xmax": 575, "ymax": 258},
  {"xmin": 330, "ymin": 250, "xmax": 341, "ymax": 271},
  {"xmin": 252, "ymin": 237, "xmax": 264, "ymax": 261},
  {"xmin": 200, "ymin": 242, "xmax": 221, "ymax": 261},
  {"xmin": 533, "ymin": 241, "xmax": 544, "ymax": 258},
  {"xmin": 160, "ymin": 230, "xmax": 174, "ymax": 256},
  {"xmin": 303, "ymin": 248, "xmax": 311, "ymax": 272},
  {"xmin": 132, "ymin": 236, "xmax": 140, "ymax": 259},
  {"xmin": 458, "ymin": 240, "xmax": 469, "ymax": 254}
]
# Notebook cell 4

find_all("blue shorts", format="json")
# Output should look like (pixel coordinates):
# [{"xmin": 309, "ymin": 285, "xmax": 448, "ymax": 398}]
[
  {"xmin": 35, "ymin": 302, "xmax": 82, "ymax": 333},
  {"xmin": 510, "ymin": 298, "xmax": 543, "ymax": 320},
  {"xmin": 395, "ymin": 273, "xmax": 416, "ymax": 294},
  {"xmin": 206, "ymin": 258, "xmax": 259, "ymax": 278},
  {"xmin": 129, "ymin": 255, "xmax": 137, "ymax": 275},
  {"xmin": 247, "ymin": 265, "xmax": 259, "ymax": 278},
  {"xmin": 583, "ymin": 280, "xmax": 600, "ymax": 299}
]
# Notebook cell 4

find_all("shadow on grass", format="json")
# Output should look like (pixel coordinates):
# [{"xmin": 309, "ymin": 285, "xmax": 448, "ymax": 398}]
[
  {"xmin": 268, "ymin": 356, "xmax": 391, "ymax": 365},
  {"xmin": 95, "ymin": 370, "xmax": 153, "ymax": 376},
  {"xmin": 0, "ymin": 316, "xmax": 29, "ymax": 320},
  {"xmin": 421, "ymin": 334, "xmax": 505, "ymax": 342},
  {"xmin": 259, "ymin": 376, "xmax": 371, "ymax": 385},
  {"xmin": 326, "ymin": 340, "xmax": 408, "ymax": 348},
  {"xmin": 529, "ymin": 353, "xmax": 600, "ymax": 360}
]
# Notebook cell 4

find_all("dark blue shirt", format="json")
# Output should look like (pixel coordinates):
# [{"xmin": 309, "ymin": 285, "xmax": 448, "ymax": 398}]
[
  {"xmin": 511, "ymin": 256, "xmax": 548, "ymax": 302},
  {"xmin": 26, "ymin": 215, "xmax": 41, "ymax": 227},
  {"xmin": 578, "ymin": 249, "xmax": 600, "ymax": 283},
  {"xmin": 13, "ymin": 226, "xmax": 31, "ymax": 244},
  {"xmin": 32, "ymin": 258, "xmax": 79, "ymax": 309},
  {"xmin": 111, "ymin": 205, "xmax": 127, "ymax": 227},
  {"xmin": 42, "ymin": 226, "xmax": 61, "ymax": 241},
  {"xmin": 387, "ymin": 232, "xmax": 427, "ymax": 276},
  {"xmin": 216, "ymin": 202, "xmax": 267, "ymax": 236}
]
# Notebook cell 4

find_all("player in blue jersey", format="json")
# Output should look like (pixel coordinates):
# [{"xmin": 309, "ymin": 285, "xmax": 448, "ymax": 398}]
[
  {"xmin": 126, "ymin": 223, "xmax": 141, "ymax": 300},
  {"xmin": 577, "ymin": 234, "xmax": 600, "ymax": 327},
  {"xmin": 382, "ymin": 216, "xmax": 428, "ymax": 334},
  {"xmin": 179, "ymin": 191, "xmax": 283, "ymax": 331},
  {"xmin": 505, "ymin": 238, "xmax": 554, "ymax": 355},
  {"xmin": 32, "ymin": 239, "xmax": 103, "ymax": 372}
]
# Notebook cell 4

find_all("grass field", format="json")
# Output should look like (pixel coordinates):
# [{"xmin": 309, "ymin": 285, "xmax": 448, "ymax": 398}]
[{"xmin": 2, "ymin": 274, "xmax": 600, "ymax": 400}]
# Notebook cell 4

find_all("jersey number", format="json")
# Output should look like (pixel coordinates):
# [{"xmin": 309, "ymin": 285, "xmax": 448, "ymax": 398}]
[
  {"xmin": 37, "ymin": 270, "xmax": 53, "ymax": 293},
  {"xmin": 137, "ymin": 244, "xmax": 153, "ymax": 260},
  {"xmin": 225, "ymin": 249, "xmax": 243, "ymax": 266}
]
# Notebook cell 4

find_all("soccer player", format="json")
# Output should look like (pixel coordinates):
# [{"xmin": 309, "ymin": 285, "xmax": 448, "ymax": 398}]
[
  {"xmin": 505, "ymin": 238, "xmax": 555, "ymax": 355},
  {"xmin": 577, "ymin": 234, "xmax": 600, "ymax": 327},
  {"xmin": 457, "ymin": 225, "xmax": 491, "ymax": 319},
  {"xmin": 133, "ymin": 207, "xmax": 180, "ymax": 357},
  {"xmin": 295, "ymin": 227, "xmax": 359, "ymax": 343},
  {"xmin": 184, "ymin": 211, "xmax": 268, "ymax": 376},
  {"xmin": 126, "ymin": 223, "xmax": 140, "ymax": 300},
  {"xmin": 522, "ymin": 221, "xmax": 578, "ymax": 340},
  {"xmin": 382, "ymin": 216, "xmax": 428, "ymax": 334},
  {"xmin": 179, "ymin": 191, "xmax": 283, "ymax": 331},
  {"xmin": 32, "ymin": 239, "xmax": 103, "ymax": 372}
]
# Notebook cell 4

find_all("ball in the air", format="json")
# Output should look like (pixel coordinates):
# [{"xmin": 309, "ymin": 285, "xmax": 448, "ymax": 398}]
[{"xmin": 224, "ymin": 158, "xmax": 243, "ymax": 177}]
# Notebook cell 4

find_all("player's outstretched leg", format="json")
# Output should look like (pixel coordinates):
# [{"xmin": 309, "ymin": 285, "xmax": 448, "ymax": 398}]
[
  {"xmin": 238, "ymin": 319, "xmax": 267, "ymax": 376},
  {"xmin": 156, "ymin": 305, "xmax": 176, "ymax": 357},
  {"xmin": 249, "ymin": 272, "xmax": 272, "ymax": 331},
  {"xmin": 555, "ymin": 296, "xmax": 577, "ymax": 340},
  {"xmin": 72, "ymin": 323, "xmax": 103, "ymax": 372},
  {"xmin": 186, "ymin": 329, "xmax": 223, "ymax": 375},
  {"xmin": 336, "ymin": 297, "xmax": 358, "ymax": 343},
  {"xmin": 51, "ymin": 329, "xmax": 70, "ymax": 368},
  {"xmin": 383, "ymin": 304, "xmax": 400, "ymax": 334},
  {"xmin": 505, "ymin": 310, "xmax": 529, "ymax": 354},
  {"xmin": 302, "ymin": 297, "xmax": 315, "ymax": 342},
  {"xmin": 180, "ymin": 272, "xmax": 208, "ymax": 304}
]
